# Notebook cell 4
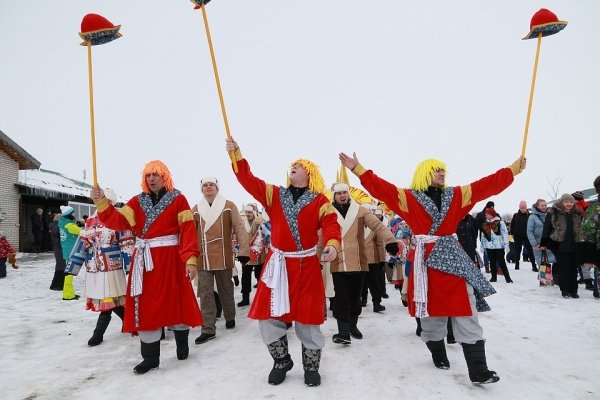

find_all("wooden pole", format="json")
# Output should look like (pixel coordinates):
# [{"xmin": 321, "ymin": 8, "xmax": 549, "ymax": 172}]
[
  {"xmin": 521, "ymin": 32, "xmax": 543, "ymax": 158},
  {"xmin": 86, "ymin": 41, "xmax": 98, "ymax": 185},
  {"xmin": 200, "ymin": 1, "xmax": 238, "ymax": 172}
]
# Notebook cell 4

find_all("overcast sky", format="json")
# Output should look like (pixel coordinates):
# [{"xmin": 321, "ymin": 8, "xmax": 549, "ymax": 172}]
[{"xmin": 1, "ymin": 1, "xmax": 598, "ymax": 215}]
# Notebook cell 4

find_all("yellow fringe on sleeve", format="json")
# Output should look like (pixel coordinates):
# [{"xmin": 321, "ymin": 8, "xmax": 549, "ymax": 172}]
[
  {"xmin": 178, "ymin": 210, "xmax": 194, "ymax": 225},
  {"xmin": 118, "ymin": 205, "xmax": 136, "ymax": 228},
  {"xmin": 460, "ymin": 185, "xmax": 473, "ymax": 208}
]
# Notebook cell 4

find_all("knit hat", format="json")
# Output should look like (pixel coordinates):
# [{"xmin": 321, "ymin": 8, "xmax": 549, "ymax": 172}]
[
  {"xmin": 485, "ymin": 207, "xmax": 496, "ymax": 217},
  {"xmin": 141, "ymin": 160, "xmax": 175, "ymax": 193},
  {"xmin": 519, "ymin": 200, "xmax": 527, "ymax": 209},
  {"xmin": 594, "ymin": 176, "xmax": 600, "ymax": 194},
  {"xmin": 571, "ymin": 191, "xmax": 584, "ymax": 201},
  {"xmin": 559, "ymin": 193, "xmax": 575, "ymax": 203},
  {"xmin": 201, "ymin": 177, "xmax": 219, "ymax": 190},
  {"xmin": 485, "ymin": 201, "xmax": 495, "ymax": 208},
  {"xmin": 331, "ymin": 182, "xmax": 350, "ymax": 194},
  {"xmin": 60, "ymin": 206, "xmax": 75, "ymax": 216}
]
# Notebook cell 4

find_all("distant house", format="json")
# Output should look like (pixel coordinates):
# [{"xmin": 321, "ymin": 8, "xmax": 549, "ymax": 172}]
[{"xmin": 0, "ymin": 130, "xmax": 94, "ymax": 252}]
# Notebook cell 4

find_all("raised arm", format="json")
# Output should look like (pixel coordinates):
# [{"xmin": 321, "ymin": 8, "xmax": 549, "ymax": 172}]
[
  {"xmin": 339, "ymin": 152, "xmax": 406, "ymax": 218},
  {"xmin": 226, "ymin": 138, "xmax": 275, "ymax": 212}
]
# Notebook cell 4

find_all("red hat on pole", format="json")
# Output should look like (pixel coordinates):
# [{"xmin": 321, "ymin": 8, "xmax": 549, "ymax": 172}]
[
  {"xmin": 79, "ymin": 14, "xmax": 122, "ymax": 46},
  {"xmin": 522, "ymin": 9, "xmax": 567, "ymax": 40},
  {"xmin": 190, "ymin": 0, "xmax": 212, "ymax": 10}
]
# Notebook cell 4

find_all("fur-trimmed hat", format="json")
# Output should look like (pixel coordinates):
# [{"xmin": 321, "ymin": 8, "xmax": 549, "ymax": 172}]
[
  {"xmin": 201, "ymin": 177, "xmax": 219, "ymax": 190},
  {"xmin": 141, "ymin": 160, "xmax": 175, "ymax": 193},
  {"xmin": 559, "ymin": 193, "xmax": 575, "ymax": 203},
  {"xmin": 331, "ymin": 182, "xmax": 350, "ymax": 194},
  {"xmin": 60, "ymin": 206, "xmax": 75, "ymax": 216}
]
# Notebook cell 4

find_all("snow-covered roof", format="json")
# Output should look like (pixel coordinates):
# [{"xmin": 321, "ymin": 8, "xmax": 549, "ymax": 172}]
[
  {"xmin": 17, "ymin": 169, "xmax": 93, "ymax": 200},
  {"xmin": 0, "ymin": 129, "xmax": 41, "ymax": 169}
]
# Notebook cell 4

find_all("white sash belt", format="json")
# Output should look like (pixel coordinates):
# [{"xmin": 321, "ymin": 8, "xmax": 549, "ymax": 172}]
[
  {"xmin": 262, "ymin": 245, "xmax": 317, "ymax": 317},
  {"xmin": 131, "ymin": 234, "xmax": 179, "ymax": 297},
  {"xmin": 413, "ymin": 234, "xmax": 440, "ymax": 318}
]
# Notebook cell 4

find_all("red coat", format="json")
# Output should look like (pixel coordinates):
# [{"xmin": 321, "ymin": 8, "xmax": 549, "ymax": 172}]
[
  {"xmin": 97, "ymin": 191, "xmax": 203, "ymax": 332},
  {"xmin": 355, "ymin": 166, "xmax": 514, "ymax": 316},
  {"xmin": 233, "ymin": 158, "xmax": 341, "ymax": 324}
]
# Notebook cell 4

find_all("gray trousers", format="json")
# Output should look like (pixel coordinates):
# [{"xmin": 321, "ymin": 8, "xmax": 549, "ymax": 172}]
[
  {"xmin": 139, "ymin": 325, "xmax": 188, "ymax": 343},
  {"xmin": 198, "ymin": 269, "xmax": 235, "ymax": 334},
  {"xmin": 259, "ymin": 320, "xmax": 325, "ymax": 350},
  {"xmin": 420, "ymin": 283, "xmax": 484, "ymax": 345}
]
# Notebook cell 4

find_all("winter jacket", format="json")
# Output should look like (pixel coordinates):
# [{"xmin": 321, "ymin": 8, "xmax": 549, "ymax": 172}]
[
  {"xmin": 577, "ymin": 202, "xmax": 600, "ymax": 266},
  {"xmin": 59, "ymin": 215, "xmax": 82, "ymax": 260},
  {"xmin": 0, "ymin": 237, "xmax": 16, "ymax": 258},
  {"xmin": 192, "ymin": 199, "xmax": 249, "ymax": 270},
  {"xmin": 480, "ymin": 220, "xmax": 508, "ymax": 250},
  {"xmin": 510, "ymin": 210, "xmax": 530, "ymax": 238},
  {"xmin": 456, "ymin": 214, "xmax": 478, "ymax": 262},
  {"xmin": 541, "ymin": 202, "xmax": 582, "ymax": 254},
  {"xmin": 526, "ymin": 206, "xmax": 556, "ymax": 264},
  {"xmin": 330, "ymin": 202, "xmax": 396, "ymax": 273}
]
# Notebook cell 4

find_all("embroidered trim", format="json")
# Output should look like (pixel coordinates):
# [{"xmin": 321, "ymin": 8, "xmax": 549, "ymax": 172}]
[
  {"xmin": 138, "ymin": 190, "xmax": 180, "ymax": 238},
  {"xmin": 279, "ymin": 187, "xmax": 316, "ymax": 251}
]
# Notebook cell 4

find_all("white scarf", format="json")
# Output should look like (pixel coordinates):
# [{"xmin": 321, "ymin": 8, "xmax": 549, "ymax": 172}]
[
  {"xmin": 198, "ymin": 194, "xmax": 226, "ymax": 232},
  {"xmin": 262, "ymin": 245, "xmax": 317, "ymax": 317},
  {"xmin": 413, "ymin": 234, "xmax": 440, "ymax": 318}
]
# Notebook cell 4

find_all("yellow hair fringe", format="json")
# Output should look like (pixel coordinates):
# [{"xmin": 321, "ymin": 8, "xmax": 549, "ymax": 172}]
[
  {"xmin": 289, "ymin": 159, "xmax": 325, "ymax": 194},
  {"xmin": 140, "ymin": 160, "xmax": 175, "ymax": 193},
  {"xmin": 409, "ymin": 159, "xmax": 447, "ymax": 192}
]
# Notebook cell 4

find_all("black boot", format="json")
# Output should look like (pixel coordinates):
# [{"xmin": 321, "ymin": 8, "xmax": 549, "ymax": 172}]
[
  {"xmin": 302, "ymin": 345, "xmax": 322, "ymax": 387},
  {"xmin": 112, "ymin": 306, "xmax": 125, "ymax": 321},
  {"xmin": 426, "ymin": 340, "xmax": 450, "ymax": 369},
  {"xmin": 237, "ymin": 293, "xmax": 250, "ymax": 307},
  {"xmin": 585, "ymin": 279, "xmax": 594, "ymax": 291},
  {"xmin": 267, "ymin": 336, "xmax": 293, "ymax": 385},
  {"xmin": 133, "ymin": 341, "xmax": 160, "ymax": 374},
  {"xmin": 349, "ymin": 316, "xmax": 363, "ymax": 339},
  {"xmin": 415, "ymin": 318, "xmax": 422, "ymax": 337},
  {"xmin": 88, "ymin": 312, "xmax": 112, "ymax": 346},
  {"xmin": 462, "ymin": 340, "xmax": 500, "ymax": 384},
  {"xmin": 174, "ymin": 329, "xmax": 189, "ymax": 360},
  {"xmin": 373, "ymin": 302, "xmax": 386, "ymax": 313},
  {"xmin": 49, "ymin": 270, "xmax": 65, "ymax": 290},
  {"xmin": 332, "ymin": 320, "xmax": 351, "ymax": 345}
]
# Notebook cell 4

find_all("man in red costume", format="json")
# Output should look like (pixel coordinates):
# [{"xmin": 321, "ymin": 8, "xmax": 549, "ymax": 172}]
[
  {"xmin": 339, "ymin": 151, "xmax": 526, "ymax": 385},
  {"xmin": 226, "ymin": 138, "xmax": 341, "ymax": 387},
  {"xmin": 90, "ymin": 160, "xmax": 203, "ymax": 374}
]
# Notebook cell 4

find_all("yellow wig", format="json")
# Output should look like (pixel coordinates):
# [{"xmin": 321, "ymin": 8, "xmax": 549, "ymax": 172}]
[
  {"xmin": 409, "ymin": 159, "xmax": 447, "ymax": 192},
  {"xmin": 288, "ymin": 159, "xmax": 326, "ymax": 194},
  {"xmin": 140, "ymin": 160, "xmax": 175, "ymax": 193}
]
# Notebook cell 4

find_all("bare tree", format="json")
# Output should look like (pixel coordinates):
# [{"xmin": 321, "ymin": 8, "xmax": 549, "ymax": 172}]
[{"xmin": 546, "ymin": 176, "xmax": 563, "ymax": 201}]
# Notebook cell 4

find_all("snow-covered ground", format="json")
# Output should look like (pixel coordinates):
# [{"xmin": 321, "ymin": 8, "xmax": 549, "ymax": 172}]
[{"xmin": 1, "ymin": 253, "xmax": 598, "ymax": 400}]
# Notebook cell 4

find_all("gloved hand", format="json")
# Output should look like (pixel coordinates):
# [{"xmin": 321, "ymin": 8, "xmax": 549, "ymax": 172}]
[
  {"xmin": 385, "ymin": 242, "xmax": 399, "ymax": 256},
  {"xmin": 237, "ymin": 256, "xmax": 250, "ymax": 266},
  {"xmin": 233, "ymin": 276, "xmax": 240, "ymax": 286}
]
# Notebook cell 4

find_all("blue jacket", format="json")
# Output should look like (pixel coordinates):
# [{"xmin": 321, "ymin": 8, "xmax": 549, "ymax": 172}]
[{"xmin": 58, "ymin": 216, "xmax": 81, "ymax": 260}]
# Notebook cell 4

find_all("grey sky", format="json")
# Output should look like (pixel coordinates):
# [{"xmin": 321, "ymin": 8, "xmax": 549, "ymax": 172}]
[{"xmin": 1, "ymin": 1, "xmax": 598, "ymax": 216}]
